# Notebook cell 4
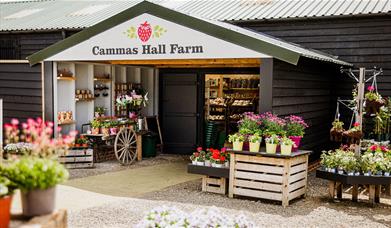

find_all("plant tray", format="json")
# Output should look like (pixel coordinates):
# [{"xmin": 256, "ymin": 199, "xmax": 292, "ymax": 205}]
[
  {"xmin": 316, "ymin": 169, "xmax": 391, "ymax": 185},
  {"xmin": 187, "ymin": 164, "xmax": 229, "ymax": 178}
]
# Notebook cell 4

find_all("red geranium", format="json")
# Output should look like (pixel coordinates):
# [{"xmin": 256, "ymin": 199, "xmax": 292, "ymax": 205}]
[
  {"xmin": 220, "ymin": 156, "xmax": 226, "ymax": 162},
  {"xmin": 353, "ymin": 122, "xmax": 360, "ymax": 127}
]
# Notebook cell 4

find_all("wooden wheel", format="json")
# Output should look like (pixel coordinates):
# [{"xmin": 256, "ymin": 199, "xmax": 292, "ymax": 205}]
[{"xmin": 114, "ymin": 127, "xmax": 137, "ymax": 165}]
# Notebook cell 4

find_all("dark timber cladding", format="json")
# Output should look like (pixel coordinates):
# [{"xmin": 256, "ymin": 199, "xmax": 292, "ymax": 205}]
[
  {"xmin": 0, "ymin": 63, "xmax": 42, "ymax": 122},
  {"xmin": 236, "ymin": 15, "xmax": 391, "ymax": 98},
  {"xmin": 0, "ymin": 31, "xmax": 78, "ymax": 60},
  {"xmin": 272, "ymin": 58, "xmax": 336, "ymax": 152}
]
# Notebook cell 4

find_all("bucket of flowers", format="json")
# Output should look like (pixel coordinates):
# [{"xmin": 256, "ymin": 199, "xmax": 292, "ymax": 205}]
[
  {"xmin": 343, "ymin": 122, "xmax": 363, "ymax": 145},
  {"xmin": 265, "ymin": 134, "xmax": 280, "ymax": 154},
  {"xmin": 365, "ymin": 85, "xmax": 384, "ymax": 114},
  {"xmin": 228, "ymin": 133, "xmax": 245, "ymax": 151},
  {"xmin": 320, "ymin": 151, "xmax": 337, "ymax": 173},
  {"xmin": 259, "ymin": 112, "xmax": 286, "ymax": 138},
  {"xmin": 190, "ymin": 148, "xmax": 206, "ymax": 166},
  {"xmin": 248, "ymin": 132, "xmax": 262, "ymax": 152},
  {"xmin": 330, "ymin": 119, "xmax": 345, "ymax": 142},
  {"xmin": 280, "ymin": 137, "xmax": 295, "ymax": 155},
  {"xmin": 116, "ymin": 90, "xmax": 148, "ymax": 116},
  {"xmin": 285, "ymin": 115, "xmax": 308, "ymax": 151}
]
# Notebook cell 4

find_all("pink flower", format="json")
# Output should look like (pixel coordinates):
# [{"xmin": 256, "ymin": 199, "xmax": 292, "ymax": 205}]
[
  {"xmin": 221, "ymin": 147, "xmax": 227, "ymax": 153},
  {"xmin": 369, "ymin": 145, "xmax": 378, "ymax": 151},
  {"xmin": 367, "ymin": 86, "xmax": 375, "ymax": 92},
  {"xmin": 11, "ymin": 118, "xmax": 19, "ymax": 126},
  {"xmin": 353, "ymin": 122, "xmax": 360, "ymax": 127},
  {"xmin": 196, "ymin": 147, "xmax": 203, "ymax": 152},
  {"xmin": 69, "ymin": 130, "xmax": 78, "ymax": 138}
]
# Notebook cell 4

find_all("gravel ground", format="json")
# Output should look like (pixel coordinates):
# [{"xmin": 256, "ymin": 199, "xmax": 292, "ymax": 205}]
[
  {"xmin": 68, "ymin": 154, "xmax": 188, "ymax": 179},
  {"xmin": 68, "ymin": 196, "xmax": 389, "ymax": 227},
  {"xmin": 138, "ymin": 172, "xmax": 391, "ymax": 226}
]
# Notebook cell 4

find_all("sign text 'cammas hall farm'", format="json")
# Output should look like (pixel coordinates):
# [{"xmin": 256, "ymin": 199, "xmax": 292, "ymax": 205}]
[{"xmin": 92, "ymin": 21, "xmax": 204, "ymax": 56}]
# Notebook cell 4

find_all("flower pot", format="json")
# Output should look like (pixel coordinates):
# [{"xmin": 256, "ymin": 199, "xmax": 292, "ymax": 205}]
[
  {"xmin": 233, "ymin": 141, "xmax": 243, "ymax": 151},
  {"xmin": 280, "ymin": 144, "xmax": 292, "ymax": 155},
  {"xmin": 347, "ymin": 172, "xmax": 354, "ymax": 176},
  {"xmin": 21, "ymin": 187, "xmax": 56, "ymax": 217},
  {"xmin": 329, "ymin": 168, "xmax": 336, "ymax": 173},
  {"xmin": 191, "ymin": 160, "xmax": 197, "ymax": 165},
  {"xmin": 243, "ymin": 141, "xmax": 249, "ymax": 151},
  {"xmin": 355, "ymin": 172, "xmax": 361, "ymax": 176},
  {"xmin": 204, "ymin": 160, "xmax": 211, "ymax": 167},
  {"xmin": 75, "ymin": 144, "xmax": 80, "ymax": 148},
  {"xmin": 0, "ymin": 195, "xmax": 12, "ymax": 228},
  {"xmin": 384, "ymin": 172, "xmax": 390, "ymax": 177},
  {"xmin": 249, "ymin": 142, "xmax": 260, "ymax": 152},
  {"xmin": 225, "ymin": 161, "xmax": 229, "ymax": 167},
  {"xmin": 196, "ymin": 161, "xmax": 204, "ymax": 166},
  {"xmin": 91, "ymin": 127, "xmax": 100, "ymax": 135},
  {"xmin": 82, "ymin": 143, "xmax": 88, "ymax": 148},
  {"xmin": 101, "ymin": 128, "xmax": 109, "ymax": 136},
  {"xmin": 364, "ymin": 171, "xmax": 371, "ymax": 176},
  {"xmin": 110, "ymin": 127, "xmax": 118, "ymax": 135},
  {"xmin": 337, "ymin": 169, "xmax": 344, "ymax": 175},
  {"xmin": 289, "ymin": 136, "xmax": 302, "ymax": 152},
  {"xmin": 214, "ymin": 163, "xmax": 223, "ymax": 168},
  {"xmin": 266, "ymin": 143, "xmax": 277, "ymax": 154},
  {"xmin": 375, "ymin": 171, "xmax": 383, "ymax": 176}
]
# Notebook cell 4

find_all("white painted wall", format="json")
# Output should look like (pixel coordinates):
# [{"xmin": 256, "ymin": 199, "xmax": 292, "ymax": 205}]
[{"xmin": 75, "ymin": 64, "xmax": 94, "ymax": 133}]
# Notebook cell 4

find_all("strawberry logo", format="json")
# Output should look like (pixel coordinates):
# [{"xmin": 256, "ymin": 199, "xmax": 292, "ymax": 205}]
[
  {"xmin": 124, "ymin": 22, "xmax": 167, "ymax": 42},
  {"xmin": 137, "ymin": 21, "xmax": 152, "ymax": 42}
]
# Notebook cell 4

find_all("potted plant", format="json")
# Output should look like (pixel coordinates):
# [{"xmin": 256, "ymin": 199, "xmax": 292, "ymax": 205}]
[
  {"xmin": 384, "ymin": 159, "xmax": 391, "ymax": 176},
  {"xmin": 204, "ymin": 148, "xmax": 212, "ymax": 167},
  {"xmin": 196, "ymin": 151, "xmax": 206, "ymax": 166},
  {"xmin": 1, "ymin": 157, "xmax": 69, "ymax": 216},
  {"xmin": 285, "ymin": 115, "xmax": 308, "ymax": 151},
  {"xmin": 259, "ymin": 112, "xmax": 286, "ymax": 138},
  {"xmin": 211, "ymin": 149, "xmax": 225, "ymax": 168},
  {"xmin": 90, "ymin": 119, "xmax": 101, "ymax": 135},
  {"xmin": 248, "ymin": 132, "xmax": 262, "ymax": 152},
  {"xmin": 0, "ymin": 176, "xmax": 15, "ymax": 228},
  {"xmin": 228, "ymin": 133, "xmax": 244, "ymax": 151},
  {"xmin": 280, "ymin": 137, "xmax": 295, "ymax": 155},
  {"xmin": 365, "ymin": 85, "xmax": 384, "ymax": 114},
  {"xmin": 330, "ymin": 119, "xmax": 345, "ymax": 142},
  {"xmin": 95, "ymin": 106, "xmax": 105, "ymax": 118},
  {"xmin": 109, "ymin": 120, "xmax": 119, "ymax": 135},
  {"xmin": 265, "ymin": 134, "xmax": 279, "ymax": 154},
  {"xmin": 340, "ymin": 151, "xmax": 357, "ymax": 176},
  {"xmin": 190, "ymin": 151, "xmax": 199, "ymax": 165},
  {"xmin": 100, "ymin": 121, "xmax": 110, "ymax": 136},
  {"xmin": 343, "ymin": 122, "xmax": 363, "ymax": 145},
  {"xmin": 76, "ymin": 136, "xmax": 89, "ymax": 148}
]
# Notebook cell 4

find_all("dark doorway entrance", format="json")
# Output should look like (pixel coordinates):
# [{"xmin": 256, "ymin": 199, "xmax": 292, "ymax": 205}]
[{"xmin": 160, "ymin": 73, "xmax": 199, "ymax": 154}]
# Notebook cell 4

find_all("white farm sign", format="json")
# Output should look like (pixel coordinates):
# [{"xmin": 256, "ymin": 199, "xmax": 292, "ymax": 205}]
[{"xmin": 47, "ymin": 13, "xmax": 270, "ymax": 61}]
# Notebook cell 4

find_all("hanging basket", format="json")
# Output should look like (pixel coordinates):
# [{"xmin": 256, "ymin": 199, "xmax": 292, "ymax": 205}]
[
  {"xmin": 330, "ymin": 128, "xmax": 344, "ymax": 142},
  {"xmin": 365, "ymin": 99, "xmax": 384, "ymax": 114},
  {"xmin": 343, "ymin": 130, "xmax": 363, "ymax": 145}
]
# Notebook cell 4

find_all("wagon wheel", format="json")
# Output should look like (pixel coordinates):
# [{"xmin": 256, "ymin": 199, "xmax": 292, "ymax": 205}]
[{"xmin": 114, "ymin": 128, "xmax": 137, "ymax": 165}]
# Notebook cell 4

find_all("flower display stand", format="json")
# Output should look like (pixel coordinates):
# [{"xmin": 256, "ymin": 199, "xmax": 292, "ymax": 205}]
[
  {"xmin": 228, "ymin": 150, "xmax": 311, "ymax": 207},
  {"xmin": 316, "ymin": 169, "xmax": 391, "ymax": 204},
  {"xmin": 187, "ymin": 164, "xmax": 229, "ymax": 195}
]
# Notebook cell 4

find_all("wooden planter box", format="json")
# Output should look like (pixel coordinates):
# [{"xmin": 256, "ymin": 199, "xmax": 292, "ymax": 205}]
[
  {"xmin": 228, "ymin": 150, "xmax": 310, "ymax": 207},
  {"xmin": 187, "ymin": 164, "xmax": 229, "ymax": 195}
]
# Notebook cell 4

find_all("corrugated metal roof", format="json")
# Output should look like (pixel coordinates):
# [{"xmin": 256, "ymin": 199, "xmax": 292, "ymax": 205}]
[
  {"xmin": 0, "ymin": 0, "xmax": 390, "ymax": 31},
  {"xmin": 27, "ymin": 1, "xmax": 352, "ymax": 66}
]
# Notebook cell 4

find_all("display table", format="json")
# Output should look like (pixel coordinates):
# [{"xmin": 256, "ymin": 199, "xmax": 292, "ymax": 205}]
[
  {"xmin": 316, "ymin": 169, "xmax": 391, "ymax": 204},
  {"xmin": 228, "ymin": 149, "xmax": 311, "ymax": 207}
]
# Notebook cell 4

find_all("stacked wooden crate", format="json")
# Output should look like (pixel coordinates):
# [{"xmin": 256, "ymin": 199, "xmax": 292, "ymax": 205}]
[
  {"xmin": 228, "ymin": 150, "xmax": 309, "ymax": 207},
  {"xmin": 59, "ymin": 148, "xmax": 94, "ymax": 168}
]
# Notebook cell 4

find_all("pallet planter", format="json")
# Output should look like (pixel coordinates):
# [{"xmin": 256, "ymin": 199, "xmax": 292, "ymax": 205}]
[
  {"xmin": 59, "ymin": 148, "xmax": 94, "ymax": 169},
  {"xmin": 316, "ymin": 169, "xmax": 391, "ymax": 204},
  {"xmin": 228, "ymin": 150, "xmax": 311, "ymax": 207},
  {"xmin": 187, "ymin": 164, "xmax": 229, "ymax": 194}
]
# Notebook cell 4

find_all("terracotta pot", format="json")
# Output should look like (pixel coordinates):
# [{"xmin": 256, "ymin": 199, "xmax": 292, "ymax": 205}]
[
  {"xmin": 21, "ymin": 187, "xmax": 56, "ymax": 217},
  {"xmin": 0, "ymin": 195, "xmax": 12, "ymax": 228},
  {"xmin": 101, "ymin": 128, "xmax": 109, "ymax": 136},
  {"xmin": 82, "ymin": 143, "xmax": 88, "ymax": 148},
  {"xmin": 91, "ymin": 128, "xmax": 100, "ymax": 135},
  {"xmin": 110, "ymin": 127, "xmax": 118, "ymax": 135}
]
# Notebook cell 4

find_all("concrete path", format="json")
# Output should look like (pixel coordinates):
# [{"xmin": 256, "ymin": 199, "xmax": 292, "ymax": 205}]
[{"xmin": 64, "ymin": 162, "xmax": 200, "ymax": 197}]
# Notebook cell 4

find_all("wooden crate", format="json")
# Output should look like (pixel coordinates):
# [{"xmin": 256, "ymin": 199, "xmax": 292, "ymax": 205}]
[
  {"xmin": 202, "ymin": 176, "xmax": 227, "ymax": 194},
  {"xmin": 59, "ymin": 148, "xmax": 94, "ymax": 169},
  {"xmin": 229, "ymin": 152, "xmax": 309, "ymax": 207}
]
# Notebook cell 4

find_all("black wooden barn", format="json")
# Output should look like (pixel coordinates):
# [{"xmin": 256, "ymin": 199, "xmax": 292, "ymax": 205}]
[{"xmin": 0, "ymin": 0, "xmax": 389, "ymax": 154}]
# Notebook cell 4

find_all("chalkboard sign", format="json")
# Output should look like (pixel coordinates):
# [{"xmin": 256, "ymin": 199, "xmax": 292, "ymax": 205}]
[{"xmin": 144, "ymin": 116, "xmax": 163, "ymax": 144}]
